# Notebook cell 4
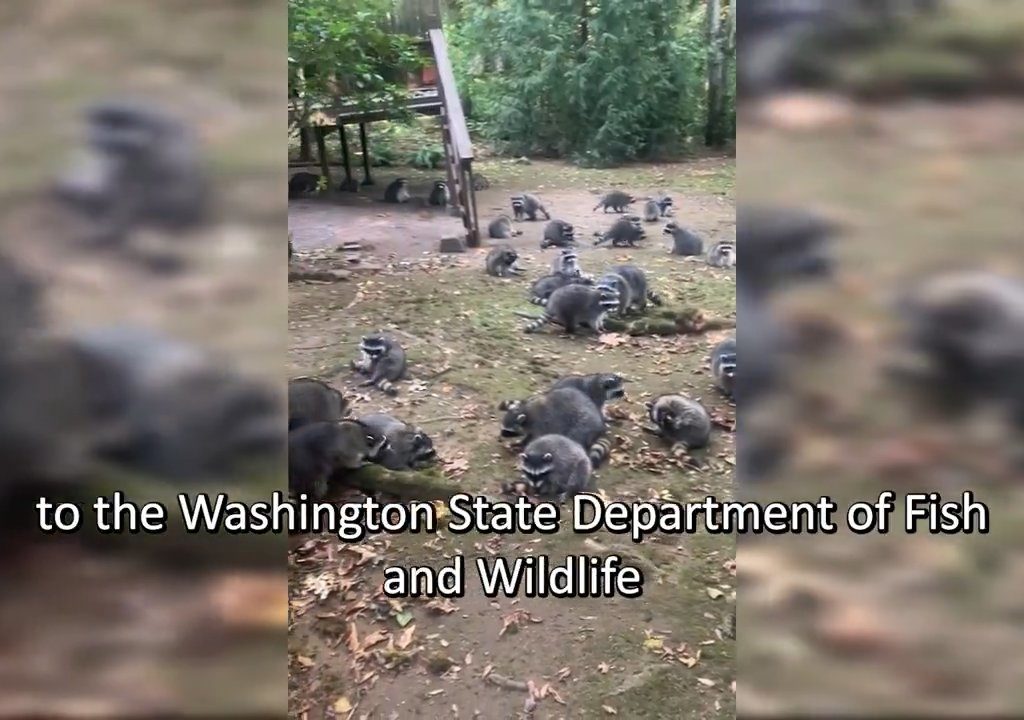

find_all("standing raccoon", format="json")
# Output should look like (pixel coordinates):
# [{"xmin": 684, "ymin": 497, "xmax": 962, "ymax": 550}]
[
  {"xmin": 550, "ymin": 248, "xmax": 582, "ymax": 277},
  {"xmin": 289, "ymin": 172, "xmax": 320, "ymax": 199},
  {"xmin": 540, "ymin": 220, "xmax": 576, "ymax": 249},
  {"xmin": 608, "ymin": 263, "xmax": 663, "ymax": 313},
  {"xmin": 594, "ymin": 190, "xmax": 636, "ymax": 213},
  {"xmin": 594, "ymin": 217, "xmax": 646, "ymax": 248},
  {"xmin": 656, "ymin": 194, "xmax": 674, "ymax": 216},
  {"xmin": 665, "ymin": 223, "xmax": 705, "ymax": 256},
  {"xmin": 351, "ymin": 332, "xmax": 406, "ymax": 395},
  {"xmin": 427, "ymin": 180, "xmax": 449, "ymax": 207},
  {"xmin": 520, "ymin": 284, "xmax": 620, "ymax": 335},
  {"xmin": 645, "ymin": 394, "xmax": 711, "ymax": 451},
  {"xmin": 515, "ymin": 434, "xmax": 594, "ymax": 502},
  {"xmin": 528, "ymin": 273, "xmax": 593, "ymax": 306},
  {"xmin": 511, "ymin": 193, "xmax": 550, "ymax": 221},
  {"xmin": 488, "ymin": 215, "xmax": 522, "ymax": 240},
  {"xmin": 383, "ymin": 178, "xmax": 411, "ymax": 204},
  {"xmin": 711, "ymin": 337, "xmax": 736, "ymax": 398},
  {"xmin": 357, "ymin": 413, "xmax": 438, "ymax": 470},
  {"xmin": 288, "ymin": 420, "xmax": 388, "ymax": 500},
  {"xmin": 485, "ymin": 245, "xmax": 525, "ymax": 277},
  {"xmin": 499, "ymin": 387, "xmax": 610, "ymax": 466},
  {"xmin": 289, "ymin": 377, "xmax": 348, "ymax": 431},
  {"xmin": 550, "ymin": 373, "xmax": 626, "ymax": 419},
  {"xmin": 707, "ymin": 241, "xmax": 736, "ymax": 268}
]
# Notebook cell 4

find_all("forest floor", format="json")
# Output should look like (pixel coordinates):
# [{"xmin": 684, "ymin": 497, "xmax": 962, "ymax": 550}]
[{"xmin": 287, "ymin": 157, "xmax": 737, "ymax": 719}]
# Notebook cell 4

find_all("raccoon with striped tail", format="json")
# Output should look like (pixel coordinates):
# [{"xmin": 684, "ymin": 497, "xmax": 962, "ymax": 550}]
[
  {"xmin": 607, "ymin": 263, "xmax": 664, "ymax": 313},
  {"xmin": 711, "ymin": 337, "xmax": 736, "ymax": 398},
  {"xmin": 593, "ymin": 217, "xmax": 646, "ymax": 248},
  {"xmin": 498, "ymin": 387, "xmax": 611, "ymax": 467},
  {"xmin": 528, "ymin": 273, "xmax": 594, "ymax": 306},
  {"xmin": 507, "ymin": 434, "xmax": 595, "ymax": 502},
  {"xmin": 351, "ymin": 332, "xmax": 406, "ymax": 395},
  {"xmin": 593, "ymin": 190, "xmax": 636, "ymax": 213},
  {"xmin": 517, "ymin": 284, "xmax": 620, "ymax": 334},
  {"xmin": 550, "ymin": 372, "xmax": 626, "ymax": 421},
  {"xmin": 485, "ymin": 245, "xmax": 525, "ymax": 277},
  {"xmin": 644, "ymin": 394, "xmax": 711, "ymax": 454},
  {"xmin": 511, "ymin": 193, "xmax": 550, "ymax": 221}
]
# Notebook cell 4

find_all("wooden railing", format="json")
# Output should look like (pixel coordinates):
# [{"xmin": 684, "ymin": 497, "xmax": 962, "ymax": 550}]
[{"xmin": 429, "ymin": 28, "xmax": 480, "ymax": 247}]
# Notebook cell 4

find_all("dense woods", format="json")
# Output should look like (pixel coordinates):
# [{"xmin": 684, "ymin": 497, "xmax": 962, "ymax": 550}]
[{"xmin": 288, "ymin": 0, "xmax": 735, "ymax": 166}]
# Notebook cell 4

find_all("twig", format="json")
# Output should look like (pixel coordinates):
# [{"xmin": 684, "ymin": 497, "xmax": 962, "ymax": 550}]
[
  {"xmin": 485, "ymin": 673, "xmax": 530, "ymax": 692},
  {"xmin": 428, "ymin": 365, "xmax": 453, "ymax": 380},
  {"xmin": 417, "ymin": 415, "xmax": 465, "ymax": 424}
]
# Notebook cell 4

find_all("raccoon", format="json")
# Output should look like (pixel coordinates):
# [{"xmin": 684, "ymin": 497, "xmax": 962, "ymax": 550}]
[
  {"xmin": 351, "ymin": 332, "xmax": 406, "ymax": 395},
  {"xmin": 643, "ymin": 199, "xmax": 661, "ymax": 222},
  {"xmin": 383, "ymin": 178, "xmax": 411, "ymax": 204},
  {"xmin": 288, "ymin": 377, "xmax": 348, "ymax": 431},
  {"xmin": 289, "ymin": 172, "xmax": 320, "ymax": 199},
  {"xmin": 550, "ymin": 248, "xmax": 582, "ymax": 277},
  {"xmin": 486, "ymin": 245, "xmax": 525, "ymax": 278},
  {"xmin": 595, "ymin": 271, "xmax": 633, "ymax": 316},
  {"xmin": 521, "ymin": 284, "xmax": 620, "ymax": 335},
  {"xmin": 498, "ymin": 387, "xmax": 610, "ymax": 466},
  {"xmin": 550, "ymin": 373, "xmax": 626, "ymax": 418},
  {"xmin": 488, "ymin": 215, "xmax": 522, "ymax": 240},
  {"xmin": 288, "ymin": 420, "xmax": 388, "ymax": 500},
  {"xmin": 516, "ymin": 434, "xmax": 594, "ymax": 502},
  {"xmin": 608, "ymin": 263, "xmax": 663, "ymax": 313},
  {"xmin": 664, "ymin": 223, "xmax": 704, "ymax": 256},
  {"xmin": 427, "ymin": 180, "xmax": 449, "ymax": 207},
  {"xmin": 645, "ymin": 394, "xmax": 711, "ymax": 451},
  {"xmin": 707, "ymin": 241, "xmax": 736, "ymax": 268},
  {"xmin": 540, "ymin": 220, "xmax": 576, "ymax": 249},
  {"xmin": 511, "ymin": 193, "xmax": 550, "ymax": 221},
  {"xmin": 594, "ymin": 190, "xmax": 636, "ymax": 213},
  {"xmin": 711, "ymin": 337, "xmax": 737, "ymax": 398},
  {"xmin": 593, "ymin": 217, "xmax": 646, "ymax": 248},
  {"xmin": 656, "ymin": 194, "xmax": 674, "ymax": 217},
  {"xmin": 528, "ymin": 273, "xmax": 594, "ymax": 306},
  {"xmin": 473, "ymin": 173, "xmax": 491, "ymax": 191},
  {"xmin": 357, "ymin": 413, "xmax": 438, "ymax": 471}
]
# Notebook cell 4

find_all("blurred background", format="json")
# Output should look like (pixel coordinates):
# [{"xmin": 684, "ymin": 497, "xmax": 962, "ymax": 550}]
[
  {"xmin": 738, "ymin": 0, "xmax": 1024, "ymax": 715},
  {"xmin": 0, "ymin": 0, "xmax": 287, "ymax": 715}
]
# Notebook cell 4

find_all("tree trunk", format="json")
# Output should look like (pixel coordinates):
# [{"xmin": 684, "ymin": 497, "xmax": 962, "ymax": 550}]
[
  {"xmin": 299, "ymin": 128, "xmax": 312, "ymax": 162},
  {"xmin": 704, "ymin": 0, "xmax": 727, "ymax": 147}
]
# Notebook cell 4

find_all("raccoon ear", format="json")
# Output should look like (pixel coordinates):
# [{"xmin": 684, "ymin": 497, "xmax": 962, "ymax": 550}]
[
  {"xmin": 543, "ymin": 453, "xmax": 553, "ymax": 462},
  {"xmin": 498, "ymin": 400, "xmax": 510, "ymax": 410},
  {"xmin": 516, "ymin": 413, "xmax": 527, "ymax": 424},
  {"xmin": 644, "ymin": 401, "xmax": 653, "ymax": 410},
  {"xmin": 518, "ymin": 453, "xmax": 527, "ymax": 462}
]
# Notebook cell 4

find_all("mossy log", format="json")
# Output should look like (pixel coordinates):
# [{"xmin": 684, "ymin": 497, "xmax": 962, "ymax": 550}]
[
  {"xmin": 602, "ymin": 306, "xmax": 736, "ymax": 337},
  {"xmin": 337, "ymin": 464, "xmax": 461, "ymax": 502}
]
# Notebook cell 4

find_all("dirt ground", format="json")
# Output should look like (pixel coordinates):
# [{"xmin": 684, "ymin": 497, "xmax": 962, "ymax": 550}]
[{"xmin": 288, "ymin": 157, "xmax": 736, "ymax": 719}]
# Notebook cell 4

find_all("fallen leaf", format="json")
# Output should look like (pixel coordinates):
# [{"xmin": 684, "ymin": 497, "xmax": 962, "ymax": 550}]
[
  {"xmin": 602, "ymin": 705, "xmax": 618, "ymax": 715},
  {"xmin": 697, "ymin": 678, "xmax": 716, "ymax": 687},
  {"xmin": 296, "ymin": 655, "xmax": 315, "ymax": 668},
  {"xmin": 707, "ymin": 588, "xmax": 725, "ymax": 600},
  {"xmin": 395, "ymin": 611, "xmax": 414, "ymax": 628},
  {"xmin": 333, "ymin": 696, "xmax": 353, "ymax": 713},
  {"xmin": 397, "ymin": 625, "xmax": 416, "ymax": 650}
]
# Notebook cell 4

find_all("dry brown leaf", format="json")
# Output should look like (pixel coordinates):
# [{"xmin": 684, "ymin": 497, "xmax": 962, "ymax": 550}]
[
  {"xmin": 333, "ymin": 696, "xmax": 353, "ymax": 714},
  {"xmin": 396, "ymin": 624, "xmax": 416, "ymax": 650},
  {"xmin": 597, "ymin": 662, "xmax": 610, "ymax": 674},
  {"xmin": 707, "ymin": 588, "xmax": 725, "ymax": 600},
  {"xmin": 602, "ymin": 705, "xmax": 618, "ymax": 715},
  {"xmin": 295, "ymin": 655, "xmax": 315, "ymax": 669},
  {"xmin": 697, "ymin": 678, "xmax": 716, "ymax": 687}
]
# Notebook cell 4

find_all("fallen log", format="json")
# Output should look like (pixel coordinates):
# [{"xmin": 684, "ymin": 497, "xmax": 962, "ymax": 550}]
[
  {"xmin": 335, "ymin": 464, "xmax": 462, "ymax": 501},
  {"xmin": 602, "ymin": 306, "xmax": 735, "ymax": 337}
]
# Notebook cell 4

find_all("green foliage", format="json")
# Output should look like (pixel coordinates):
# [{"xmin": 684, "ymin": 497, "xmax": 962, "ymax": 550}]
[
  {"xmin": 288, "ymin": 0, "xmax": 423, "ymax": 128},
  {"xmin": 408, "ymin": 144, "xmax": 445, "ymax": 170},
  {"xmin": 447, "ymin": 0, "xmax": 732, "ymax": 166}
]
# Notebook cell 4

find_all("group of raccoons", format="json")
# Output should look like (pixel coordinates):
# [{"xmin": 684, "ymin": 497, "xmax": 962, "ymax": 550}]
[{"xmin": 288, "ymin": 186, "xmax": 737, "ymax": 505}]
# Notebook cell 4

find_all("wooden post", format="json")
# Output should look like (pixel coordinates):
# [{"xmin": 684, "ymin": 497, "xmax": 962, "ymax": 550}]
[
  {"xmin": 465, "ymin": 163, "xmax": 480, "ymax": 248},
  {"xmin": 337, "ymin": 122, "xmax": 355, "ymax": 191},
  {"xmin": 299, "ymin": 127, "xmax": 312, "ymax": 162},
  {"xmin": 314, "ymin": 126, "xmax": 332, "ymax": 186},
  {"xmin": 439, "ymin": 111, "xmax": 459, "ymax": 217},
  {"xmin": 359, "ymin": 122, "xmax": 373, "ymax": 186}
]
